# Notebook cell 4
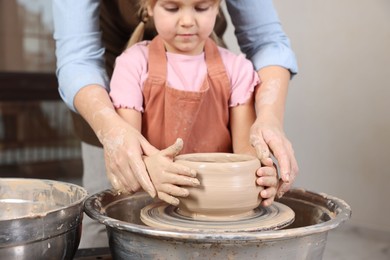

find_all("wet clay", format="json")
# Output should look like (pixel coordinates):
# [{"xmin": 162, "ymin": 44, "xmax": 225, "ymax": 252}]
[{"xmin": 174, "ymin": 153, "xmax": 262, "ymax": 219}]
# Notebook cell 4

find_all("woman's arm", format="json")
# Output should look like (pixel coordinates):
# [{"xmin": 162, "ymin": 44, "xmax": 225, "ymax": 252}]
[
  {"xmin": 74, "ymin": 85, "xmax": 157, "ymax": 196},
  {"xmin": 225, "ymin": 0, "xmax": 298, "ymax": 74},
  {"xmin": 52, "ymin": 0, "xmax": 108, "ymax": 111},
  {"xmin": 252, "ymin": 66, "xmax": 299, "ymax": 197},
  {"xmin": 52, "ymin": 0, "xmax": 157, "ymax": 196},
  {"xmin": 225, "ymin": 0, "xmax": 299, "ymax": 196}
]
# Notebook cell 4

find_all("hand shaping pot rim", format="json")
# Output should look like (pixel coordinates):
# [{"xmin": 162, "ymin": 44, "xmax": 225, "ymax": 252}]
[{"xmin": 174, "ymin": 153, "xmax": 262, "ymax": 220}]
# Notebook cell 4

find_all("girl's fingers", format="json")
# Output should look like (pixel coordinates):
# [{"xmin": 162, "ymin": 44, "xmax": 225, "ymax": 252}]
[
  {"xmin": 261, "ymin": 186, "xmax": 277, "ymax": 199},
  {"xmin": 157, "ymin": 191, "xmax": 180, "ymax": 206},
  {"xmin": 170, "ymin": 163, "xmax": 197, "ymax": 178},
  {"xmin": 257, "ymin": 175, "xmax": 278, "ymax": 187},
  {"xmin": 160, "ymin": 138, "xmax": 184, "ymax": 158},
  {"xmin": 162, "ymin": 171, "xmax": 200, "ymax": 186},
  {"xmin": 261, "ymin": 196, "xmax": 275, "ymax": 207},
  {"xmin": 257, "ymin": 168, "xmax": 277, "ymax": 178},
  {"xmin": 158, "ymin": 184, "xmax": 189, "ymax": 198}
]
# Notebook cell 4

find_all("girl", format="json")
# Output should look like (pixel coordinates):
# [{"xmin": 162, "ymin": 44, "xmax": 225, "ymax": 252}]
[{"xmin": 109, "ymin": 0, "xmax": 278, "ymax": 206}]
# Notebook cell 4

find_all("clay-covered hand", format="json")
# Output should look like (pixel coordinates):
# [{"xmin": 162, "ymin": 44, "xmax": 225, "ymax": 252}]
[
  {"xmin": 74, "ymin": 85, "xmax": 158, "ymax": 197},
  {"xmin": 144, "ymin": 138, "xmax": 200, "ymax": 206},
  {"xmin": 101, "ymin": 123, "xmax": 159, "ymax": 197},
  {"xmin": 256, "ymin": 157, "xmax": 278, "ymax": 207},
  {"xmin": 250, "ymin": 116, "xmax": 299, "ymax": 198}
]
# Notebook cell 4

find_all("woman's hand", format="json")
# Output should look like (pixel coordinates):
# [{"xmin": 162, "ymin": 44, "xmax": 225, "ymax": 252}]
[
  {"xmin": 144, "ymin": 139, "xmax": 200, "ymax": 206},
  {"xmin": 101, "ymin": 123, "xmax": 159, "ymax": 196},
  {"xmin": 250, "ymin": 115, "xmax": 298, "ymax": 198},
  {"xmin": 74, "ymin": 85, "xmax": 158, "ymax": 196}
]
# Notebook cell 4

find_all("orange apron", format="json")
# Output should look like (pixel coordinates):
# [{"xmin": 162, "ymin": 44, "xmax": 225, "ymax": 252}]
[{"xmin": 142, "ymin": 36, "xmax": 232, "ymax": 154}]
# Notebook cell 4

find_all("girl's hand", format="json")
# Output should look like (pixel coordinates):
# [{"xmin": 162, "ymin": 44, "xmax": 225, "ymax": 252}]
[
  {"xmin": 144, "ymin": 139, "xmax": 200, "ymax": 206},
  {"xmin": 256, "ymin": 157, "xmax": 278, "ymax": 207}
]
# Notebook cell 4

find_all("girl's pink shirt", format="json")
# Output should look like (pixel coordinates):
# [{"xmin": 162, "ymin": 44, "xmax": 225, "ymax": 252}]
[{"xmin": 110, "ymin": 41, "xmax": 260, "ymax": 112}]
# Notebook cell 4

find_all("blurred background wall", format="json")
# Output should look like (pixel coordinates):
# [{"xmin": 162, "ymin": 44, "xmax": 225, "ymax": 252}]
[
  {"xmin": 223, "ymin": 0, "xmax": 390, "ymax": 232},
  {"xmin": 0, "ymin": 0, "xmax": 81, "ymax": 181}
]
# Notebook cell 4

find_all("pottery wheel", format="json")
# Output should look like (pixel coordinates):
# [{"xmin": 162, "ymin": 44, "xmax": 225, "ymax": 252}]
[{"xmin": 140, "ymin": 201, "xmax": 295, "ymax": 232}]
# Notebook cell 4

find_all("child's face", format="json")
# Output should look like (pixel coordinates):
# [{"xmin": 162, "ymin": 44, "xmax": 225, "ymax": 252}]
[{"xmin": 148, "ymin": 0, "xmax": 219, "ymax": 55}]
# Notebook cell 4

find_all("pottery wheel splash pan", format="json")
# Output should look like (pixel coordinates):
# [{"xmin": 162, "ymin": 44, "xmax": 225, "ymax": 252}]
[
  {"xmin": 84, "ymin": 190, "xmax": 351, "ymax": 259},
  {"xmin": 140, "ymin": 201, "xmax": 295, "ymax": 232}
]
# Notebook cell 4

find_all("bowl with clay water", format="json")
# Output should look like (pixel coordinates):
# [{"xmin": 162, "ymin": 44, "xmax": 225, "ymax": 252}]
[{"xmin": 0, "ymin": 178, "xmax": 87, "ymax": 259}]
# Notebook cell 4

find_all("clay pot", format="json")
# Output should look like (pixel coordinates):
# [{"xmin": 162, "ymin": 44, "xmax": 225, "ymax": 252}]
[{"xmin": 174, "ymin": 153, "xmax": 262, "ymax": 220}]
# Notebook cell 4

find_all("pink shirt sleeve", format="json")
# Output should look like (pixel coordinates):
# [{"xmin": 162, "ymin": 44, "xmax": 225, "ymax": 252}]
[
  {"xmin": 109, "ymin": 41, "xmax": 149, "ymax": 112},
  {"xmin": 218, "ymin": 47, "xmax": 260, "ymax": 107}
]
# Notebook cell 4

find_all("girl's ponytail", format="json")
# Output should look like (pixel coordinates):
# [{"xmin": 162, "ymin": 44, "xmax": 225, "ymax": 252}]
[{"xmin": 125, "ymin": 8, "xmax": 149, "ymax": 49}]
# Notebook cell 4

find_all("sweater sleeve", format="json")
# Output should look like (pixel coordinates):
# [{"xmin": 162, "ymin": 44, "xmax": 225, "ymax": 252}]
[
  {"xmin": 225, "ymin": 0, "xmax": 298, "ymax": 75},
  {"xmin": 52, "ymin": 0, "xmax": 109, "ymax": 112}
]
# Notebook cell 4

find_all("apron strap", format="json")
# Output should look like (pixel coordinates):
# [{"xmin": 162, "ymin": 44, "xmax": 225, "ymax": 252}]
[{"xmin": 147, "ymin": 36, "xmax": 167, "ymax": 84}]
